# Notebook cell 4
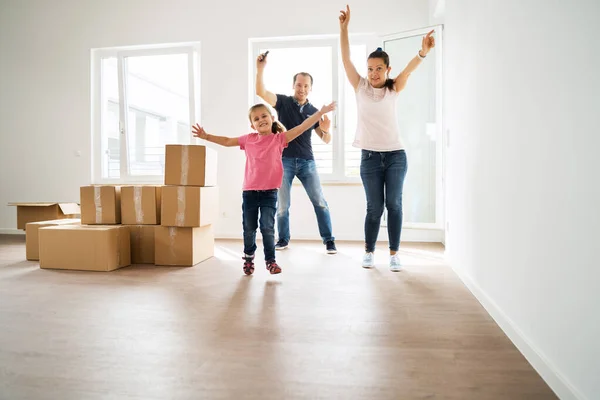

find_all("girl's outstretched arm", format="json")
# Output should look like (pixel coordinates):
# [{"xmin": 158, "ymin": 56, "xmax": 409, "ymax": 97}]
[{"xmin": 192, "ymin": 124, "xmax": 239, "ymax": 147}]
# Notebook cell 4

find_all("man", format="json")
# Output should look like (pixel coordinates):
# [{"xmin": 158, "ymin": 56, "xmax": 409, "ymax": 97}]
[{"xmin": 255, "ymin": 52, "xmax": 337, "ymax": 254}]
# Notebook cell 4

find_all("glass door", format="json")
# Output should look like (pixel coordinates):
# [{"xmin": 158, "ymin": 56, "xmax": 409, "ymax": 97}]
[{"xmin": 381, "ymin": 25, "xmax": 444, "ymax": 229}]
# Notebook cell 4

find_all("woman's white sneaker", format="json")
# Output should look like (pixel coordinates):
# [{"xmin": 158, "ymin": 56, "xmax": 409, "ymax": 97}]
[
  {"xmin": 389, "ymin": 254, "xmax": 402, "ymax": 272},
  {"xmin": 362, "ymin": 252, "xmax": 375, "ymax": 268}
]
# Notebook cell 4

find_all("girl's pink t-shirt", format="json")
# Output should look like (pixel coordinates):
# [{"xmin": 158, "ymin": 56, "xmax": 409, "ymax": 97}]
[{"xmin": 238, "ymin": 132, "xmax": 288, "ymax": 191}]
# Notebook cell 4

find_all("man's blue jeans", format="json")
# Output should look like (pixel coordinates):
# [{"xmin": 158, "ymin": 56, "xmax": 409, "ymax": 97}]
[
  {"xmin": 359, "ymin": 150, "xmax": 408, "ymax": 253},
  {"xmin": 277, "ymin": 157, "xmax": 334, "ymax": 244}
]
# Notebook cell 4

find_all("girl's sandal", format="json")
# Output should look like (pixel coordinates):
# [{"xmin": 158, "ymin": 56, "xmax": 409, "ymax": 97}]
[{"xmin": 266, "ymin": 260, "xmax": 281, "ymax": 274}]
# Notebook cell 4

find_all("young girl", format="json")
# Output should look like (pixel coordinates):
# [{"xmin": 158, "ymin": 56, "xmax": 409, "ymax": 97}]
[
  {"xmin": 339, "ymin": 5, "xmax": 435, "ymax": 271},
  {"xmin": 192, "ymin": 101, "xmax": 336, "ymax": 275}
]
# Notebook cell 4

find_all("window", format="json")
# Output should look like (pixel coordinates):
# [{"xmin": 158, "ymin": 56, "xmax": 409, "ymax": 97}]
[
  {"xmin": 250, "ymin": 36, "xmax": 376, "ymax": 182},
  {"xmin": 92, "ymin": 43, "xmax": 200, "ymax": 183},
  {"xmin": 256, "ymin": 45, "xmax": 334, "ymax": 174},
  {"xmin": 381, "ymin": 29, "xmax": 443, "ymax": 226}
]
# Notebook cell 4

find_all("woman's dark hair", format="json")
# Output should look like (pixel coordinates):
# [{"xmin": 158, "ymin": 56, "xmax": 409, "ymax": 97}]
[
  {"xmin": 368, "ymin": 47, "xmax": 394, "ymax": 90},
  {"xmin": 248, "ymin": 103, "xmax": 286, "ymax": 133}
]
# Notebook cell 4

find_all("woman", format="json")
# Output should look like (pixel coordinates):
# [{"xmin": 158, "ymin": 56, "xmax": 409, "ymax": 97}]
[{"xmin": 339, "ymin": 5, "xmax": 435, "ymax": 271}]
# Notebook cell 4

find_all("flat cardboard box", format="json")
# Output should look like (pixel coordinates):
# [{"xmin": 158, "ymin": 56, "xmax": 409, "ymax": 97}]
[
  {"xmin": 161, "ymin": 186, "xmax": 218, "ymax": 227},
  {"xmin": 39, "ymin": 225, "xmax": 130, "ymax": 272},
  {"xmin": 155, "ymin": 225, "xmax": 214, "ymax": 266},
  {"xmin": 80, "ymin": 186, "xmax": 121, "ymax": 224},
  {"xmin": 164, "ymin": 144, "xmax": 218, "ymax": 187},
  {"xmin": 121, "ymin": 186, "xmax": 161, "ymax": 225},
  {"xmin": 129, "ymin": 225, "xmax": 156, "ymax": 264},
  {"xmin": 8, "ymin": 202, "xmax": 80, "ymax": 230},
  {"xmin": 25, "ymin": 218, "xmax": 81, "ymax": 261}
]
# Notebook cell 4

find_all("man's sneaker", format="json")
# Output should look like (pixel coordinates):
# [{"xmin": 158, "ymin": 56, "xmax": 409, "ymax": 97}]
[
  {"xmin": 275, "ymin": 240, "xmax": 289, "ymax": 250},
  {"xmin": 266, "ymin": 259, "xmax": 282, "ymax": 274},
  {"xmin": 389, "ymin": 254, "xmax": 402, "ymax": 272},
  {"xmin": 362, "ymin": 252, "xmax": 375, "ymax": 268},
  {"xmin": 325, "ymin": 240, "xmax": 337, "ymax": 254},
  {"xmin": 242, "ymin": 253, "xmax": 255, "ymax": 275}
]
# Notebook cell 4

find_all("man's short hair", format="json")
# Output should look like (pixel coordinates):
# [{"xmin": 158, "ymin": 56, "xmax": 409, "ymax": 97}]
[{"xmin": 293, "ymin": 72, "xmax": 313, "ymax": 86}]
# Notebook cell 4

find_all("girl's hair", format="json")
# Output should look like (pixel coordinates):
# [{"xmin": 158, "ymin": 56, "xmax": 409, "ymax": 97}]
[
  {"xmin": 248, "ymin": 104, "xmax": 286, "ymax": 133},
  {"xmin": 368, "ymin": 47, "xmax": 395, "ymax": 90}
]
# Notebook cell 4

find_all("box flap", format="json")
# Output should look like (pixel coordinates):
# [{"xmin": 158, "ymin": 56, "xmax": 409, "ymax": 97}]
[
  {"xmin": 8, "ymin": 202, "xmax": 58, "ymax": 207},
  {"xmin": 58, "ymin": 203, "xmax": 81, "ymax": 214},
  {"xmin": 27, "ymin": 218, "xmax": 81, "ymax": 227},
  {"xmin": 42, "ymin": 225, "xmax": 125, "ymax": 232}
]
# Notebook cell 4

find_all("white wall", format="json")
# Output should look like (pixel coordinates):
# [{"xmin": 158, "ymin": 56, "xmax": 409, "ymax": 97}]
[
  {"xmin": 0, "ymin": 0, "xmax": 433, "ymax": 243},
  {"xmin": 2, "ymin": 0, "xmax": 598, "ymax": 397},
  {"xmin": 444, "ymin": 1, "xmax": 600, "ymax": 399}
]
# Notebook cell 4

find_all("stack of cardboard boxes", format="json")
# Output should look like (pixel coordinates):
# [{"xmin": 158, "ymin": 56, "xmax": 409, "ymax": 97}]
[
  {"xmin": 38, "ymin": 185, "xmax": 131, "ymax": 271},
  {"xmin": 157, "ymin": 144, "xmax": 218, "ymax": 266},
  {"xmin": 30, "ymin": 144, "xmax": 218, "ymax": 272},
  {"xmin": 121, "ymin": 185, "xmax": 162, "ymax": 264}
]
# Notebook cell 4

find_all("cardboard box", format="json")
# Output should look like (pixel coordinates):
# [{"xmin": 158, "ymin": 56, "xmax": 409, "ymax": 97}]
[
  {"xmin": 25, "ymin": 218, "xmax": 81, "ymax": 261},
  {"xmin": 121, "ymin": 186, "xmax": 161, "ymax": 225},
  {"xmin": 80, "ymin": 186, "xmax": 121, "ymax": 224},
  {"xmin": 8, "ymin": 202, "xmax": 80, "ymax": 230},
  {"xmin": 161, "ymin": 186, "xmax": 218, "ymax": 227},
  {"xmin": 155, "ymin": 225, "xmax": 214, "ymax": 266},
  {"xmin": 39, "ymin": 225, "xmax": 130, "ymax": 271},
  {"xmin": 129, "ymin": 225, "xmax": 156, "ymax": 264},
  {"xmin": 164, "ymin": 144, "xmax": 218, "ymax": 187}
]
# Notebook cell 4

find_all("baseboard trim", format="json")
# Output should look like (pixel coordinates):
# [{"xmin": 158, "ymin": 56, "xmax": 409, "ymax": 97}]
[
  {"xmin": 0, "ymin": 228, "xmax": 442, "ymax": 242},
  {"xmin": 450, "ymin": 264, "xmax": 586, "ymax": 400},
  {"xmin": 214, "ymin": 228, "xmax": 443, "ymax": 242},
  {"xmin": 0, "ymin": 229, "xmax": 24, "ymax": 235}
]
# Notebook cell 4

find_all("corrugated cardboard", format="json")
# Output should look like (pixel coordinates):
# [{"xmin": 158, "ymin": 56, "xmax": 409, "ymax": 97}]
[
  {"xmin": 39, "ymin": 225, "xmax": 131, "ymax": 271},
  {"xmin": 80, "ymin": 186, "xmax": 121, "ymax": 224},
  {"xmin": 121, "ymin": 186, "xmax": 161, "ymax": 225},
  {"xmin": 164, "ymin": 144, "xmax": 218, "ymax": 187},
  {"xmin": 25, "ymin": 218, "xmax": 81, "ymax": 261},
  {"xmin": 8, "ymin": 202, "xmax": 80, "ymax": 230},
  {"xmin": 161, "ymin": 186, "xmax": 218, "ymax": 227},
  {"xmin": 155, "ymin": 225, "xmax": 214, "ymax": 266},
  {"xmin": 129, "ymin": 225, "xmax": 156, "ymax": 264}
]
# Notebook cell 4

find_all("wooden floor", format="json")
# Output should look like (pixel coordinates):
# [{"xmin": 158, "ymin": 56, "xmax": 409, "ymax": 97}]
[{"xmin": 0, "ymin": 234, "xmax": 556, "ymax": 399}]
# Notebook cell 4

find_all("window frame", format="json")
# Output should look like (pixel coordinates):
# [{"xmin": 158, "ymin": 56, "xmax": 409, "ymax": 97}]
[
  {"xmin": 91, "ymin": 42, "xmax": 201, "ymax": 184},
  {"xmin": 249, "ymin": 34, "xmax": 378, "ymax": 183}
]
